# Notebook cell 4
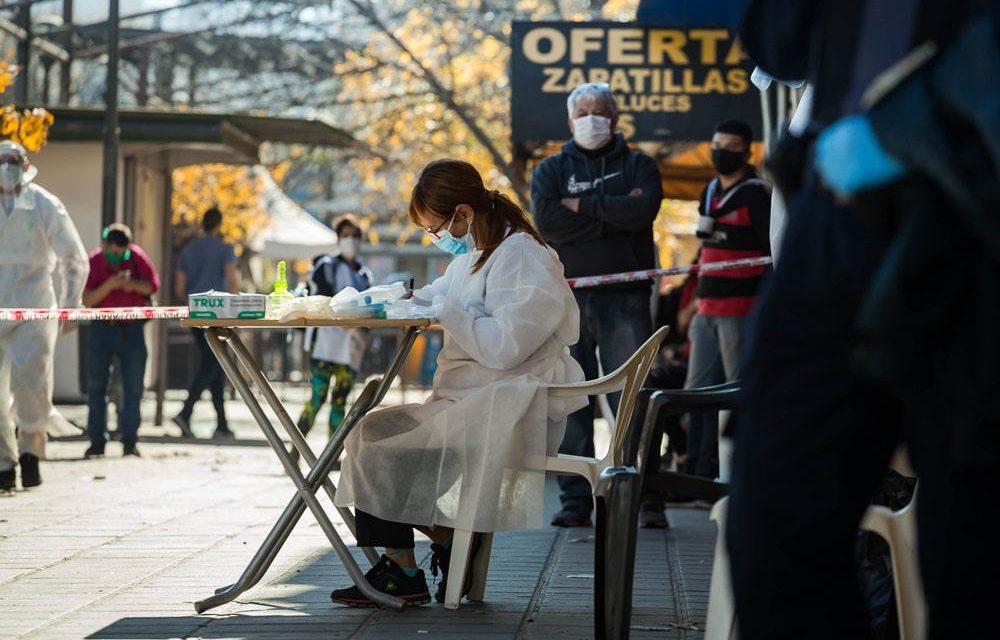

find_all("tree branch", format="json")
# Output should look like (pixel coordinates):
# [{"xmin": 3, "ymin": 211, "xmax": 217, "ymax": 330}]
[{"xmin": 342, "ymin": 0, "xmax": 529, "ymax": 207}]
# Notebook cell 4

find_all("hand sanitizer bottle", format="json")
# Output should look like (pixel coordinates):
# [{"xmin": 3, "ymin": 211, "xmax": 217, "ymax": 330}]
[{"xmin": 267, "ymin": 260, "xmax": 294, "ymax": 319}]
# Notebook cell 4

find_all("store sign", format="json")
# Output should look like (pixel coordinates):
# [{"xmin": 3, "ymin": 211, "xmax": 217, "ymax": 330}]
[{"xmin": 511, "ymin": 22, "xmax": 761, "ymax": 143}]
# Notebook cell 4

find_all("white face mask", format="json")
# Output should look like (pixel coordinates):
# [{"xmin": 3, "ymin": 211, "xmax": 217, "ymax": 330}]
[
  {"xmin": 571, "ymin": 115, "xmax": 612, "ymax": 150},
  {"xmin": 340, "ymin": 237, "xmax": 359, "ymax": 260},
  {"xmin": 0, "ymin": 163, "xmax": 23, "ymax": 194}
]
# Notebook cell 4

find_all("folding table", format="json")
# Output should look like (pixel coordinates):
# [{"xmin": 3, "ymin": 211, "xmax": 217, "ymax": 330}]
[{"xmin": 179, "ymin": 318, "xmax": 432, "ymax": 613}]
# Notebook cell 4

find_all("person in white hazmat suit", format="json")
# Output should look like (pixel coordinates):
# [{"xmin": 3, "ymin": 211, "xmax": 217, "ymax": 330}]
[
  {"xmin": 331, "ymin": 159, "xmax": 586, "ymax": 608},
  {"xmin": 0, "ymin": 141, "xmax": 89, "ymax": 491}
]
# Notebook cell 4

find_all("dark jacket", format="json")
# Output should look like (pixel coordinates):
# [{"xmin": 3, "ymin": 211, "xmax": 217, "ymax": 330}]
[
  {"xmin": 531, "ymin": 134, "xmax": 663, "ymax": 290},
  {"xmin": 308, "ymin": 254, "xmax": 370, "ymax": 297}
]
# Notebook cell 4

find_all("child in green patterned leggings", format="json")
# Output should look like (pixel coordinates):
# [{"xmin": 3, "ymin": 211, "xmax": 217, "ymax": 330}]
[
  {"xmin": 295, "ymin": 216, "xmax": 371, "ymax": 449},
  {"xmin": 299, "ymin": 358, "xmax": 356, "ymax": 437}
]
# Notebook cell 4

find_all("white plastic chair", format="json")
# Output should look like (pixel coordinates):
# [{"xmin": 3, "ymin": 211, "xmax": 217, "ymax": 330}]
[
  {"xmin": 705, "ymin": 449, "xmax": 923, "ymax": 640},
  {"xmin": 860, "ymin": 450, "xmax": 925, "ymax": 640},
  {"xmin": 443, "ymin": 326, "xmax": 670, "ymax": 609}
]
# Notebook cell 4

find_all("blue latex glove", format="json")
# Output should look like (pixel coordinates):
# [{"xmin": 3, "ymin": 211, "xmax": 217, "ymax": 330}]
[{"xmin": 815, "ymin": 114, "xmax": 907, "ymax": 198}]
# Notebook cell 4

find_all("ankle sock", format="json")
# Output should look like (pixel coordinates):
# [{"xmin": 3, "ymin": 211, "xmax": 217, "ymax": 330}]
[{"xmin": 386, "ymin": 549, "xmax": 419, "ymax": 577}]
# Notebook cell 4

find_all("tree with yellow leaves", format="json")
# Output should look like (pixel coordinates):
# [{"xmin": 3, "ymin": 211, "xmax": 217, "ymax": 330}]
[
  {"xmin": 171, "ymin": 164, "xmax": 270, "ymax": 257},
  {"xmin": 0, "ymin": 58, "xmax": 54, "ymax": 152},
  {"xmin": 330, "ymin": 0, "xmax": 639, "ymax": 214}
]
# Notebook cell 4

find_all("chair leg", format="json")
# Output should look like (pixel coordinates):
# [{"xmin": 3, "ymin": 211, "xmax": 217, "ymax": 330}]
[
  {"xmin": 888, "ymin": 503, "xmax": 925, "ymax": 640},
  {"xmin": 705, "ymin": 497, "xmax": 738, "ymax": 640},
  {"xmin": 467, "ymin": 533, "xmax": 494, "ymax": 602},
  {"xmin": 864, "ymin": 492, "xmax": 925, "ymax": 640},
  {"xmin": 445, "ymin": 529, "xmax": 475, "ymax": 610},
  {"xmin": 595, "ymin": 467, "xmax": 641, "ymax": 640},
  {"xmin": 594, "ymin": 493, "xmax": 608, "ymax": 640}
]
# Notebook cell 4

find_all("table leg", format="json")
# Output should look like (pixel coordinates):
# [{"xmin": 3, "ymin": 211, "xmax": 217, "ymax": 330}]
[
  {"xmin": 225, "ymin": 335, "xmax": 379, "ymax": 566},
  {"xmin": 194, "ymin": 327, "xmax": 420, "ymax": 613}
]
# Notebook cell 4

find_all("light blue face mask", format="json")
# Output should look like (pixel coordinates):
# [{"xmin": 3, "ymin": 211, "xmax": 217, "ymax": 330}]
[{"xmin": 429, "ymin": 212, "xmax": 474, "ymax": 256}]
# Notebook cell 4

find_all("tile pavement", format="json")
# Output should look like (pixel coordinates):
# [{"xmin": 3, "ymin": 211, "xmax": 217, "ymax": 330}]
[{"xmin": 0, "ymin": 394, "xmax": 716, "ymax": 639}]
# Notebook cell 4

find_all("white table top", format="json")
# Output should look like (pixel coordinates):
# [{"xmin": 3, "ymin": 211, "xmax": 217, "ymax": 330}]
[{"xmin": 180, "ymin": 317, "xmax": 434, "ymax": 329}]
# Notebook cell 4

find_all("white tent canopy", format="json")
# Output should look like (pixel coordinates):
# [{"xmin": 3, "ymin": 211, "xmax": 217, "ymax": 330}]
[{"xmin": 251, "ymin": 167, "xmax": 339, "ymax": 259}]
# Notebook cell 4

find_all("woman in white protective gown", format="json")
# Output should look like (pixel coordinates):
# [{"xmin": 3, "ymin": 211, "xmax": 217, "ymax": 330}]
[{"xmin": 331, "ymin": 159, "xmax": 585, "ymax": 608}]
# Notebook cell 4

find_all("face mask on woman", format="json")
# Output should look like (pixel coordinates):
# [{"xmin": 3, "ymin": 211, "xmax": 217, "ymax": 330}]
[{"xmin": 429, "ymin": 212, "xmax": 475, "ymax": 256}]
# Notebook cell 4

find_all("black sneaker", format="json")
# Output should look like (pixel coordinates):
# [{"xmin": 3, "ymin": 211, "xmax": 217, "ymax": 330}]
[
  {"xmin": 430, "ymin": 535, "xmax": 483, "ymax": 604},
  {"xmin": 0, "ymin": 467, "xmax": 14, "ymax": 491},
  {"xmin": 172, "ymin": 414, "xmax": 194, "ymax": 438},
  {"xmin": 330, "ymin": 554, "xmax": 431, "ymax": 608},
  {"xmin": 123, "ymin": 443, "xmax": 141, "ymax": 457},
  {"xmin": 550, "ymin": 505, "xmax": 592, "ymax": 527},
  {"xmin": 18, "ymin": 454, "xmax": 41, "ymax": 488},
  {"xmin": 84, "ymin": 442, "xmax": 106, "ymax": 459},
  {"xmin": 639, "ymin": 501, "xmax": 669, "ymax": 529},
  {"xmin": 212, "ymin": 426, "xmax": 235, "ymax": 440}
]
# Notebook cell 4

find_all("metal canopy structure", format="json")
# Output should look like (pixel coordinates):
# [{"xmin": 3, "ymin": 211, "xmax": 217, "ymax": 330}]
[
  {"xmin": 44, "ymin": 107, "xmax": 358, "ymax": 149},
  {"xmin": 2, "ymin": 0, "xmax": 367, "ymax": 233}
]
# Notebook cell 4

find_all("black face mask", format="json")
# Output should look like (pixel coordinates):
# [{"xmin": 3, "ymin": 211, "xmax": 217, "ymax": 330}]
[{"xmin": 711, "ymin": 148, "xmax": 746, "ymax": 175}]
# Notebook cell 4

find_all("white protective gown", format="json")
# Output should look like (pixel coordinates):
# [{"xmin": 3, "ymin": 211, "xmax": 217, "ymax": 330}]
[
  {"xmin": 0, "ymin": 183, "xmax": 89, "ymax": 469},
  {"xmin": 335, "ymin": 232, "xmax": 586, "ymax": 532}
]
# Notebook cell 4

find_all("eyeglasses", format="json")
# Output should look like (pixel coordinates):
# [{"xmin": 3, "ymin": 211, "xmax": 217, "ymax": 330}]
[{"xmin": 423, "ymin": 213, "xmax": 455, "ymax": 240}]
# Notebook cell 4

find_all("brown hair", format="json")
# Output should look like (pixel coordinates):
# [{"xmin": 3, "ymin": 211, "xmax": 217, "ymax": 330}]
[
  {"xmin": 102, "ymin": 222, "xmax": 133, "ymax": 247},
  {"xmin": 333, "ymin": 214, "xmax": 362, "ymax": 237},
  {"xmin": 408, "ymin": 159, "xmax": 546, "ymax": 273}
]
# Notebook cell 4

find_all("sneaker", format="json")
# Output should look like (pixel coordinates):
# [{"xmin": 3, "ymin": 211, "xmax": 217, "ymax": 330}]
[
  {"xmin": 550, "ymin": 504, "xmax": 592, "ymax": 528},
  {"xmin": 430, "ymin": 535, "xmax": 483, "ymax": 604},
  {"xmin": 212, "ymin": 426, "xmax": 235, "ymax": 440},
  {"xmin": 639, "ymin": 501, "xmax": 669, "ymax": 529},
  {"xmin": 330, "ymin": 554, "xmax": 431, "ymax": 608},
  {"xmin": 123, "ymin": 443, "xmax": 141, "ymax": 457},
  {"xmin": 84, "ymin": 443, "xmax": 106, "ymax": 459},
  {"xmin": 172, "ymin": 414, "xmax": 194, "ymax": 438},
  {"xmin": 0, "ymin": 467, "xmax": 14, "ymax": 491},
  {"xmin": 18, "ymin": 454, "xmax": 41, "ymax": 488}
]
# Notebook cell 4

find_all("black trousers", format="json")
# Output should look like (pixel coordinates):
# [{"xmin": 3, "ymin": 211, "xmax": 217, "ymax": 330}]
[
  {"xmin": 355, "ymin": 509, "xmax": 415, "ymax": 549},
  {"xmin": 180, "ymin": 329, "xmax": 227, "ymax": 425},
  {"xmin": 727, "ymin": 181, "xmax": 1000, "ymax": 639}
]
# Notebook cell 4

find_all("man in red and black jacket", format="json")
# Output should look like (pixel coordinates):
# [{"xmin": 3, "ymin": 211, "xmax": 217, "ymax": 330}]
[{"xmin": 684, "ymin": 119, "xmax": 770, "ymax": 478}]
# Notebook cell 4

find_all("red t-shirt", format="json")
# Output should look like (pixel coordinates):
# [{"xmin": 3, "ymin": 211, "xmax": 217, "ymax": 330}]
[{"xmin": 85, "ymin": 244, "xmax": 160, "ymax": 308}]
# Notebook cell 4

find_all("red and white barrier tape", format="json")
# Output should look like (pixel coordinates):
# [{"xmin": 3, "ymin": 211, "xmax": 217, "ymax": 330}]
[
  {"xmin": 0, "ymin": 306, "xmax": 188, "ymax": 322},
  {"xmin": 0, "ymin": 258, "xmax": 773, "ymax": 320},
  {"xmin": 567, "ymin": 256, "xmax": 772, "ymax": 289}
]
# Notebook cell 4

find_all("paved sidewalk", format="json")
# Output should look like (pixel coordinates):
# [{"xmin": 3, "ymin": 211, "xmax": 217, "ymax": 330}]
[{"xmin": 0, "ymin": 395, "xmax": 716, "ymax": 640}]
